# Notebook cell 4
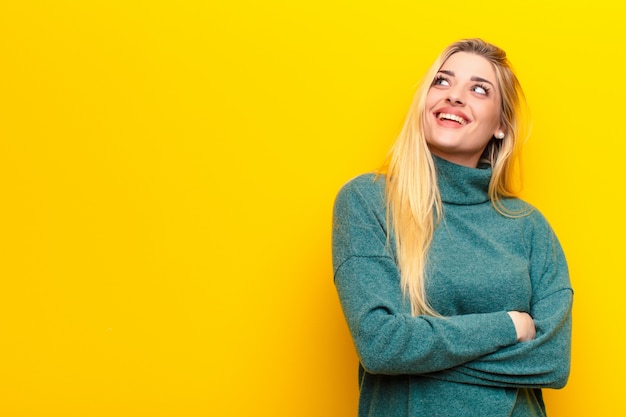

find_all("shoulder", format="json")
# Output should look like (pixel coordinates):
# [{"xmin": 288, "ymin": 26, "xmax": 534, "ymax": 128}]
[
  {"xmin": 337, "ymin": 172, "xmax": 385, "ymax": 192},
  {"xmin": 498, "ymin": 197, "xmax": 559, "ymax": 237},
  {"xmin": 333, "ymin": 173, "xmax": 387, "ymax": 224},
  {"xmin": 335, "ymin": 173, "xmax": 386, "ymax": 205},
  {"xmin": 515, "ymin": 199, "xmax": 553, "ymax": 231},
  {"xmin": 502, "ymin": 197, "xmax": 561, "ymax": 247},
  {"xmin": 497, "ymin": 196, "xmax": 534, "ymax": 214},
  {"xmin": 499, "ymin": 197, "xmax": 548, "ymax": 223}
]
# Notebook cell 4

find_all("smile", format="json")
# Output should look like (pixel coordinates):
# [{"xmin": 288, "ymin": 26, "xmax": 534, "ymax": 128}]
[{"xmin": 437, "ymin": 113, "xmax": 468, "ymax": 125}]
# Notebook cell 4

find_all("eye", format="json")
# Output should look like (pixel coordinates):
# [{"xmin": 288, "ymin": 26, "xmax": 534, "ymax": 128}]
[
  {"xmin": 432, "ymin": 75, "xmax": 450, "ymax": 87},
  {"xmin": 472, "ymin": 83, "xmax": 490, "ymax": 95}
]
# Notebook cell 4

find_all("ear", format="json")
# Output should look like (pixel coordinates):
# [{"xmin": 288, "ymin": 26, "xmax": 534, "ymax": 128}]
[{"xmin": 495, "ymin": 120, "xmax": 507, "ymax": 139}]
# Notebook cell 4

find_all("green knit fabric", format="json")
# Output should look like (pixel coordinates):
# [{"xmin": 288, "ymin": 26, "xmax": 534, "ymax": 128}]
[{"xmin": 332, "ymin": 156, "xmax": 573, "ymax": 417}]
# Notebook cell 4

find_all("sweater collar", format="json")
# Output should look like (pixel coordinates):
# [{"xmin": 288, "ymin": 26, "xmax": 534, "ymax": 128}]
[{"xmin": 434, "ymin": 155, "xmax": 491, "ymax": 205}]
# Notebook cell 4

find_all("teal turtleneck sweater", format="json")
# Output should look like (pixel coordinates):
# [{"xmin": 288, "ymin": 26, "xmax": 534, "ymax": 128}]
[{"xmin": 332, "ymin": 157, "xmax": 573, "ymax": 417}]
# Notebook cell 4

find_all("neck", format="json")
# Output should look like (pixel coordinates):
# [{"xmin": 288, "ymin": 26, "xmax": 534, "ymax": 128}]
[{"xmin": 433, "ymin": 155, "xmax": 491, "ymax": 205}]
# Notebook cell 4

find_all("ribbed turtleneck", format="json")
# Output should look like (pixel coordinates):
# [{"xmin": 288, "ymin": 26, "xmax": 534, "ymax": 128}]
[
  {"xmin": 433, "ymin": 155, "xmax": 491, "ymax": 205},
  {"xmin": 332, "ymin": 158, "xmax": 572, "ymax": 417}
]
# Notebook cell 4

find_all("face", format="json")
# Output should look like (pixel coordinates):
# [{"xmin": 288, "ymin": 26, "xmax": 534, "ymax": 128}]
[{"xmin": 424, "ymin": 52, "xmax": 503, "ymax": 167}]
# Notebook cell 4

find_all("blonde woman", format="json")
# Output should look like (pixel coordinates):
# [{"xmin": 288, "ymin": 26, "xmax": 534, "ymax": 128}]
[{"xmin": 332, "ymin": 39, "xmax": 573, "ymax": 416}]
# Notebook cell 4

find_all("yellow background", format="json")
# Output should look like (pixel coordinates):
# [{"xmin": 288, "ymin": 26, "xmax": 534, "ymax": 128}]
[{"xmin": 0, "ymin": 1, "xmax": 622, "ymax": 415}]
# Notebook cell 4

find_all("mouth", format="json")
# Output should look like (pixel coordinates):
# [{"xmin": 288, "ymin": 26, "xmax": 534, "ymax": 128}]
[{"xmin": 436, "ymin": 112, "xmax": 468, "ymax": 126}]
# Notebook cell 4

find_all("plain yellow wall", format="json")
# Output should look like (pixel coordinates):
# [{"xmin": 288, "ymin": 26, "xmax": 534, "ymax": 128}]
[{"xmin": 0, "ymin": 1, "xmax": 623, "ymax": 415}]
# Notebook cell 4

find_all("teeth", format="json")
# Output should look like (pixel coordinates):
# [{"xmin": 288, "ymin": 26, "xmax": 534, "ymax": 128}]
[{"xmin": 438, "ymin": 113, "xmax": 467, "ymax": 125}]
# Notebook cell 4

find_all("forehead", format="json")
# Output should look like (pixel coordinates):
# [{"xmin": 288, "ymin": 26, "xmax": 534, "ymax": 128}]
[{"xmin": 439, "ymin": 52, "xmax": 497, "ymax": 82}]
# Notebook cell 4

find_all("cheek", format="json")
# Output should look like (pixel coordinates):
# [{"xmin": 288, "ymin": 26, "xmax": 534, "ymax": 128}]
[
  {"xmin": 481, "ymin": 103, "xmax": 502, "ymax": 128},
  {"xmin": 491, "ymin": 109, "xmax": 503, "ymax": 129},
  {"xmin": 425, "ymin": 90, "xmax": 442, "ymax": 109}
]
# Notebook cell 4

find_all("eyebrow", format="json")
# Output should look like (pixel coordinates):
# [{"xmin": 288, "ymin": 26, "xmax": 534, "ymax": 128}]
[{"xmin": 438, "ymin": 70, "xmax": 495, "ymax": 87}]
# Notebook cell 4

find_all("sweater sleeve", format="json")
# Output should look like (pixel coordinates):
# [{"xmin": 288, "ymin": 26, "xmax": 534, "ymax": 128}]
[
  {"xmin": 426, "ymin": 212, "xmax": 573, "ymax": 388},
  {"xmin": 332, "ymin": 176, "xmax": 519, "ymax": 375}
]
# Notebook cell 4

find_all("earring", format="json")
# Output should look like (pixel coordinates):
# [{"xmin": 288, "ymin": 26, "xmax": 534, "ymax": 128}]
[{"xmin": 495, "ymin": 132, "xmax": 505, "ymax": 139}]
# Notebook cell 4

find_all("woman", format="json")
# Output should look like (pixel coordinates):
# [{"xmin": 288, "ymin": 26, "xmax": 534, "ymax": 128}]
[{"xmin": 332, "ymin": 39, "xmax": 573, "ymax": 416}]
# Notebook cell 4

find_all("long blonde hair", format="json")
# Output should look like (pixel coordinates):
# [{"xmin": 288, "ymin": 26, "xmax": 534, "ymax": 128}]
[{"xmin": 381, "ymin": 39, "xmax": 530, "ymax": 316}]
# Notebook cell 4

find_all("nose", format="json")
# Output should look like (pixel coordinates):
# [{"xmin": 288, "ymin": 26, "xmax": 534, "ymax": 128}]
[
  {"xmin": 446, "ymin": 93, "xmax": 465, "ymax": 105},
  {"xmin": 446, "ymin": 86, "xmax": 465, "ymax": 105}
]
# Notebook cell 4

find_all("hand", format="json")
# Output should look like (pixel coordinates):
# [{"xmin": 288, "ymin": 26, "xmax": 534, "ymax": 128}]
[{"xmin": 507, "ymin": 311, "xmax": 536, "ymax": 342}]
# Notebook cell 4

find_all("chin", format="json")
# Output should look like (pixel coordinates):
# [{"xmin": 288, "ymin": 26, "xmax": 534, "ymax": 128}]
[{"xmin": 426, "ymin": 137, "xmax": 462, "ymax": 151}]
